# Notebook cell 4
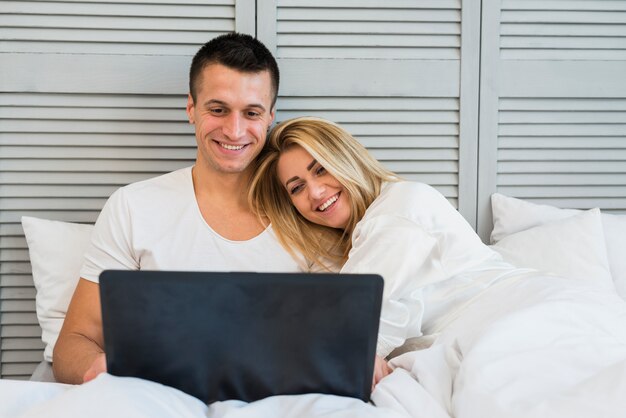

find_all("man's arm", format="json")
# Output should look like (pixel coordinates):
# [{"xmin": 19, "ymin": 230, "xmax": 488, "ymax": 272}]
[{"xmin": 53, "ymin": 278, "xmax": 106, "ymax": 384}]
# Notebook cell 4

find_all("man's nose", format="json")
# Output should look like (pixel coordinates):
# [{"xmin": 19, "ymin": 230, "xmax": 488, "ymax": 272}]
[{"xmin": 223, "ymin": 113, "xmax": 245, "ymax": 140}]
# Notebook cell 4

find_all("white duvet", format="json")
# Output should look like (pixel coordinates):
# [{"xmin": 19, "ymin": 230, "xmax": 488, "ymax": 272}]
[{"xmin": 2, "ymin": 273, "xmax": 625, "ymax": 418}]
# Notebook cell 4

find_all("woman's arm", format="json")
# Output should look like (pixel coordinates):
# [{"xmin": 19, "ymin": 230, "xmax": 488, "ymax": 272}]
[{"xmin": 341, "ymin": 215, "xmax": 447, "ymax": 357}]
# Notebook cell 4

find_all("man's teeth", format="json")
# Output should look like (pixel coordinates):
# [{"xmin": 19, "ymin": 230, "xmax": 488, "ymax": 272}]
[
  {"xmin": 318, "ymin": 195, "xmax": 338, "ymax": 211},
  {"xmin": 220, "ymin": 143, "xmax": 245, "ymax": 150}
]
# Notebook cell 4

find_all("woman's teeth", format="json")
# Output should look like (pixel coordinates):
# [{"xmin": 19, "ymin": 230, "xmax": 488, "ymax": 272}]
[{"xmin": 318, "ymin": 195, "xmax": 338, "ymax": 211}]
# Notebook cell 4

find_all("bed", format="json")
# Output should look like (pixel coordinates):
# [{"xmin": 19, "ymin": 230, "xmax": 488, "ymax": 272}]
[{"xmin": 1, "ymin": 193, "xmax": 625, "ymax": 418}]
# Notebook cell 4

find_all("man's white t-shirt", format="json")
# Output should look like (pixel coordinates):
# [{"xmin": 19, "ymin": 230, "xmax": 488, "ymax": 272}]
[{"xmin": 80, "ymin": 167, "xmax": 301, "ymax": 282}]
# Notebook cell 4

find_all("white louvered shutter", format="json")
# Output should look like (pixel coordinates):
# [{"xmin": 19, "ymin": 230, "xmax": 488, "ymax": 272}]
[
  {"xmin": 477, "ymin": 0, "xmax": 626, "ymax": 240},
  {"xmin": 258, "ymin": 0, "xmax": 481, "ymax": 219},
  {"xmin": 0, "ymin": 0, "xmax": 254, "ymax": 380}
]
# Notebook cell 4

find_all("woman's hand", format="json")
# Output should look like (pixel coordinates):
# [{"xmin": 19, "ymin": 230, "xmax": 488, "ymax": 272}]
[{"xmin": 372, "ymin": 355, "xmax": 392, "ymax": 392}]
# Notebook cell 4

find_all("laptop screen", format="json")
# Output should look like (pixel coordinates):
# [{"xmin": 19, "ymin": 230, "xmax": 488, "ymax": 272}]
[{"xmin": 100, "ymin": 270, "xmax": 383, "ymax": 403}]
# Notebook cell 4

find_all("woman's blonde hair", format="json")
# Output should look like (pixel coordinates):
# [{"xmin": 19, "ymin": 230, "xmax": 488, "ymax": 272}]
[{"xmin": 249, "ymin": 116, "xmax": 398, "ymax": 271}]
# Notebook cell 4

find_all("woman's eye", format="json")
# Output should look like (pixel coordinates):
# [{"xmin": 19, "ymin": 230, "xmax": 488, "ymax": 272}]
[
  {"xmin": 316, "ymin": 166, "xmax": 326, "ymax": 175},
  {"xmin": 290, "ymin": 184, "xmax": 303, "ymax": 195}
]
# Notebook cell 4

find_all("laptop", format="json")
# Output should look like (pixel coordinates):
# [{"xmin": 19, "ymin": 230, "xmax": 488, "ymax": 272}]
[{"xmin": 99, "ymin": 270, "xmax": 383, "ymax": 403}]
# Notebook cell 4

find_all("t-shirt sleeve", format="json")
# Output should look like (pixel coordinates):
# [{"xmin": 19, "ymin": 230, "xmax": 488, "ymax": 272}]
[
  {"xmin": 80, "ymin": 188, "xmax": 139, "ymax": 283},
  {"xmin": 340, "ymin": 214, "xmax": 447, "ymax": 358}
]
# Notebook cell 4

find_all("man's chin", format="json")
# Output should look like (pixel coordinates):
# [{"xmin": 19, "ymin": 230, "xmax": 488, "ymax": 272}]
[
  {"xmin": 213, "ymin": 162, "xmax": 255, "ymax": 175},
  {"xmin": 196, "ymin": 155, "xmax": 257, "ymax": 175}
]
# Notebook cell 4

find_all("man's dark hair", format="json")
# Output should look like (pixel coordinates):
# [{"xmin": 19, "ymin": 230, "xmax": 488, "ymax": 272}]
[{"xmin": 189, "ymin": 33, "xmax": 280, "ymax": 109}]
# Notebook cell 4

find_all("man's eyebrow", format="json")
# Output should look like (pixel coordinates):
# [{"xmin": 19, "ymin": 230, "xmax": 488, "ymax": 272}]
[
  {"xmin": 202, "ymin": 99, "xmax": 267, "ymax": 112},
  {"xmin": 247, "ymin": 103, "xmax": 267, "ymax": 112},
  {"xmin": 203, "ymin": 99, "xmax": 227, "ymax": 107}
]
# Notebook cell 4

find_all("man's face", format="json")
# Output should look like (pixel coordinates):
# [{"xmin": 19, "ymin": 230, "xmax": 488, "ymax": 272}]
[{"xmin": 186, "ymin": 64, "xmax": 275, "ymax": 175}]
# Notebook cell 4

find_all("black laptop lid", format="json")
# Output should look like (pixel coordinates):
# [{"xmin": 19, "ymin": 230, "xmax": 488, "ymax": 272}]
[{"xmin": 99, "ymin": 270, "xmax": 383, "ymax": 403}]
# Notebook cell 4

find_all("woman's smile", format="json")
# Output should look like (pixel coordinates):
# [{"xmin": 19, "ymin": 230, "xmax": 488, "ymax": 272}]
[{"xmin": 316, "ymin": 192, "xmax": 340, "ymax": 212}]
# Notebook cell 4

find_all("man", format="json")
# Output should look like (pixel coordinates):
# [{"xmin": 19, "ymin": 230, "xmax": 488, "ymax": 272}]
[{"xmin": 52, "ymin": 33, "xmax": 302, "ymax": 384}]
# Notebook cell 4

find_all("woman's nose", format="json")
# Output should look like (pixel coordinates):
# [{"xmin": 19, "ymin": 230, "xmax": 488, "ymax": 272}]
[{"xmin": 308, "ymin": 181, "xmax": 326, "ymax": 200}]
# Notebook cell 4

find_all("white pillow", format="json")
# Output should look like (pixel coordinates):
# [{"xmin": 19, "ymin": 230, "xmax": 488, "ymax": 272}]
[
  {"xmin": 491, "ymin": 193, "xmax": 578, "ymax": 243},
  {"xmin": 490, "ymin": 209, "xmax": 614, "ymax": 291},
  {"xmin": 599, "ymin": 214, "xmax": 626, "ymax": 299},
  {"xmin": 21, "ymin": 216, "xmax": 94, "ymax": 362},
  {"xmin": 491, "ymin": 193, "xmax": 626, "ymax": 300}
]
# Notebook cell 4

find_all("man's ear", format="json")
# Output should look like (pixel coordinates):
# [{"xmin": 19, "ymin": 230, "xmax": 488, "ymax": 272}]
[
  {"xmin": 186, "ymin": 93, "xmax": 195, "ymax": 124},
  {"xmin": 268, "ymin": 107, "xmax": 276, "ymax": 126}
]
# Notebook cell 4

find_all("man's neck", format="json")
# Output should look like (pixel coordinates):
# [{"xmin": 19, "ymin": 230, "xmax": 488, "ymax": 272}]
[
  {"xmin": 192, "ymin": 164, "xmax": 250, "ymax": 207},
  {"xmin": 192, "ymin": 163, "xmax": 265, "ymax": 241}
]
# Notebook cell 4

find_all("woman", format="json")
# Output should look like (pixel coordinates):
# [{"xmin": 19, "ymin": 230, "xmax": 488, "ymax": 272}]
[{"xmin": 249, "ymin": 117, "xmax": 515, "ymax": 383}]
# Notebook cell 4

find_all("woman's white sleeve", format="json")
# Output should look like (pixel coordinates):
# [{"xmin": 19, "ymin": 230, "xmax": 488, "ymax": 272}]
[{"xmin": 340, "ymin": 215, "xmax": 447, "ymax": 358}]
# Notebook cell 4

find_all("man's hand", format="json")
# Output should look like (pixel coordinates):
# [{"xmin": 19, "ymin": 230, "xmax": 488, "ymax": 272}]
[
  {"xmin": 83, "ymin": 352, "xmax": 107, "ymax": 383},
  {"xmin": 53, "ymin": 279, "xmax": 106, "ymax": 384},
  {"xmin": 372, "ymin": 355, "xmax": 392, "ymax": 392}
]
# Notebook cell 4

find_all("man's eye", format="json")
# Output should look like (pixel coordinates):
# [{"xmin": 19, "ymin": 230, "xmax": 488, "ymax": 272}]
[
  {"xmin": 209, "ymin": 108, "xmax": 224, "ymax": 115},
  {"xmin": 247, "ymin": 111, "xmax": 260, "ymax": 118}
]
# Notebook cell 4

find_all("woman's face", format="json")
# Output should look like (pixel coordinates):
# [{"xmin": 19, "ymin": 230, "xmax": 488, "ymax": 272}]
[{"xmin": 276, "ymin": 145, "xmax": 350, "ymax": 230}]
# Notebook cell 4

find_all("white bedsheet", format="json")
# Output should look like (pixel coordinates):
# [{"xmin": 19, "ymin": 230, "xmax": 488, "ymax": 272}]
[{"xmin": 2, "ymin": 273, "xmax": 625, "ymax": 418}]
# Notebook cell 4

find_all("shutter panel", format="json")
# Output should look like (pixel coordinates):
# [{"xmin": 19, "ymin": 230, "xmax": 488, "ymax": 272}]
[
  {"xmin": 477, "ymin": 0, "xmax": 626, "ymax": 240},
  {"xmin": 0, "ymin": 0, "xmax": 252, "ymax": 380},
  {"xmin": 0, "ymin": 0, "xmax": 236, "ymax": 55},
  {"xmin": 259, "ymin": 0, "xmax": 480, "ymax": 218}
]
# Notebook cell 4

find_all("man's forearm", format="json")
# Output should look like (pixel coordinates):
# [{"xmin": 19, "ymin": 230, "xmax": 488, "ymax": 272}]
[{"xmin": 53, "ymin": 332, "xmax": 104, "ymax": 384}]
